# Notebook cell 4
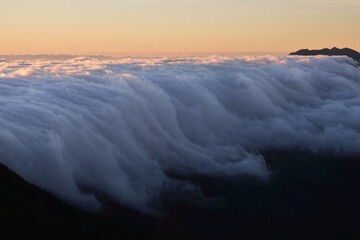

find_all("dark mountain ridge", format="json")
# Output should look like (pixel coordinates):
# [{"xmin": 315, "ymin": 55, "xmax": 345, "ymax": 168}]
[
  {"xmin": 1, "ymin": 152, "xmax": 360, "ymax": 239},
  {"xmin": 290, "ymin": 47, "xmax": 360, "ymax": 62}
]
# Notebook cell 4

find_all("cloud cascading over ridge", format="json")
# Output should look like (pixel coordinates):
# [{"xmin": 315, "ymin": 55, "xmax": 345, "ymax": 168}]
[{"xmin": 0, "ymin": 55, "xmax": 359, "ymax": 213}]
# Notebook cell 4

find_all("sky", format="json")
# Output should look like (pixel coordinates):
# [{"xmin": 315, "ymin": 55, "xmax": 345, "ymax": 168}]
[{"xmin": 0, "ymin": 0, "xmax": 359, "ymax": 55}]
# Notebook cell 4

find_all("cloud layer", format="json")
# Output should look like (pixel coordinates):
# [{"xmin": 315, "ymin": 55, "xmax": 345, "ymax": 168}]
[{"xmin": 0, "ymin": 55, "xmax": 359, "ymax": 212}]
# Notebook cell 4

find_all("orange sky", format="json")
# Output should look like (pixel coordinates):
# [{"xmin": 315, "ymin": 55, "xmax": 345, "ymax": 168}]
[{"xmin": 1, "ymin": 0, "xmax": 359, "ymax": 54}]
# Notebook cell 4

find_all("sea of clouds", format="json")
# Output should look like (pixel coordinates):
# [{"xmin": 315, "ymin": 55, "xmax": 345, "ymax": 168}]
[{"xmin": 0, "ymin": 55, "xmax": 359, "ymax": 213}]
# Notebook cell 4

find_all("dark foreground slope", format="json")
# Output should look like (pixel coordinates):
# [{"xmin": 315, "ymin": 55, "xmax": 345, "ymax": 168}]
[
  {"xmin": 1, "ymin": 154, "xmax": 360, "ymax": 240},
  {"xmin": 0, "ymin": 163, "xmax": 153, "ymax": 240},
  {"xmin": 290, "ymin": 47, "xmax": 360, "ymax": 62}
]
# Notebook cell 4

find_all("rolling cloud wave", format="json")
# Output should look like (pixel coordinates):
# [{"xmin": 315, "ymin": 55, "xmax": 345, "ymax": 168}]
[{"xmin": 0, "ymin": 55, "xmax": 359, "ymax": 212}]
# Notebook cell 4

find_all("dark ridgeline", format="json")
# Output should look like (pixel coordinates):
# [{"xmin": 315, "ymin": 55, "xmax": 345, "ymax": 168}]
[
  {"xmin": 0, "ymin": 162, "xmax": 152, "ymax": 240},
  {"xmin": 290, "ymin": 47, "xmax": 360, "ymax": 62},
  {"xmin": 1, "ymin": 152, "xmax": 360, "ymax": 240}
]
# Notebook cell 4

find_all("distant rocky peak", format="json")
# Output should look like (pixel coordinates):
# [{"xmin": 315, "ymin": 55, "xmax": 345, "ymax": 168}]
[{"xmin": 290, "ymin": 47, "xmax": 360, "ymax": 63}]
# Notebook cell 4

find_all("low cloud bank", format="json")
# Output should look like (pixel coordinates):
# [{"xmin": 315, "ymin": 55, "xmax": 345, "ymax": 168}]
[{"xmin": 0, "ymin": 55, "xmax": 359, "ymax": 212}]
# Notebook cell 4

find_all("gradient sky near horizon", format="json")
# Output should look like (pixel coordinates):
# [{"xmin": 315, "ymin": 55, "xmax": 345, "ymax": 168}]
[{"xmin": 1, "ymin": 0, "xmax": 359, "ymax": 55}]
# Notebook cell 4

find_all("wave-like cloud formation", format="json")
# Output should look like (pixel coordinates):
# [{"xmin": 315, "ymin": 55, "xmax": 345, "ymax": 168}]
[{"xmin": 0, "ymin": 55, "xmax": 359, "ymax": 212}]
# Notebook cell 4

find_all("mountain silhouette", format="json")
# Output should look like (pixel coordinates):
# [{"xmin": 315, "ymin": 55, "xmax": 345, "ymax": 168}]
[
  {"xmin": 1, "ymin": 153, "xmax": 360, "ymax": 239},
  {"xmin": 290, "ymin": 47, "xmax": 360, "ymax": 62}
]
